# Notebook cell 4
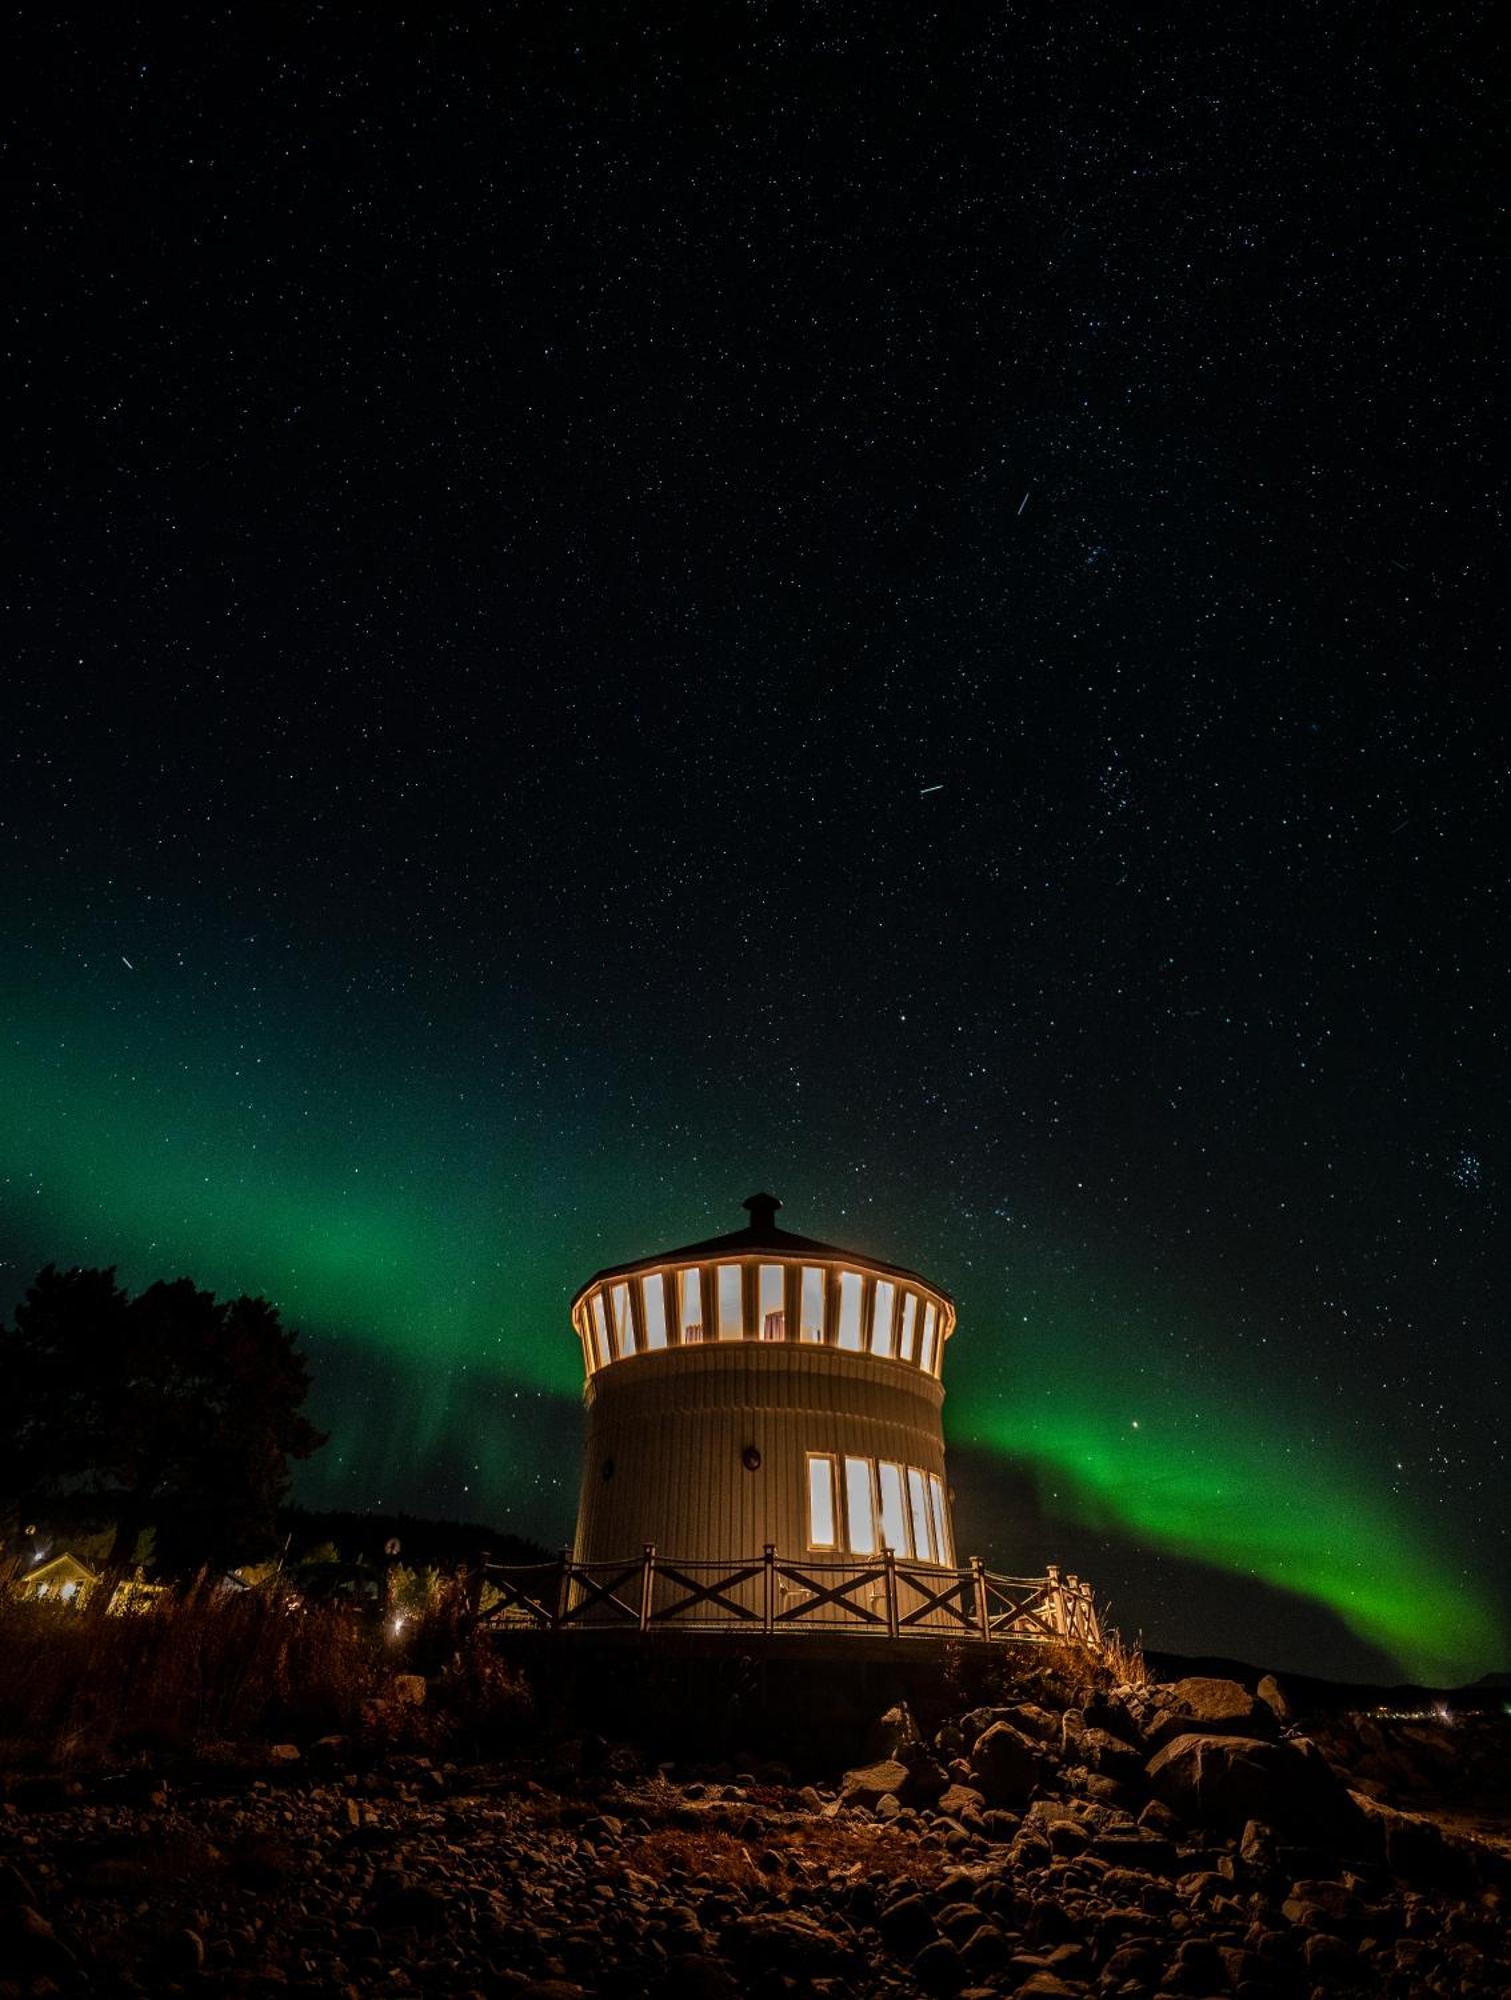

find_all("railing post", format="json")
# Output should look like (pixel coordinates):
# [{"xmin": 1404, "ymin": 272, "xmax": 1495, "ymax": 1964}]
[
  {"xmin": 555, "ymin": 1546, "xmax": 572, "ymax": 1630},
  {"xmin": 1067, "ymin": 1574, "xmax": 1081, "ymax": 1643},
  {"xmin": 883, "ymin": 1549, "xmax": 899, "ymax": 1638},
  {"xmin": 971, "ymin": 1557, "xmax": 990, "ymax": 1640},
  {"xmin": 763, "ymin": 1543, "xmax": 775, "ymax": 1634},
  {"xmin": 640, "ymin": 1544, "xmax": 656, "ymax": 1632},
  {"xmin": 1046, "ymin": 1562, "xmax": 1063, "ymax": 1637}
]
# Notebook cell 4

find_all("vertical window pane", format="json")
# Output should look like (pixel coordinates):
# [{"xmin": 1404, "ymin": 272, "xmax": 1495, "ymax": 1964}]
[
  {"xmin": 921, "ymin": 1302, "xmax": 939, "ymax": 1372},
  {"xmin": 759, "ymin": 1264, "xmax": 786, "ymax": 1341},
  {"xmin": 610, "ymin": 1281, "xmax": 633, "ymax": 1357},
  {"xmin": 898, "ymin": 1293, "xmax": 918, "ymax": 1362},
  {"xmin": 590, "ymin": 1293, "xmax": 610, "ymax": 1368},
  {"xmin": 844, "ymin": 1456, "xmax": 877, "ymax": 1555},
  {"xmin": 928, "ymin": 1475, "xmax": 951, "ymax": 1565},
  {"xmin": 679, "ymin": 1268, "xmax": 704, "ymax": 1343},
  {"xmin": 800, "ymin": 1267, "xmax": 826, "ymax": 1341},
  {"xmin": 641, "ymin": 1274, "xmax": 668, "ymax": 1350},
  {"xmin": 717, "ymin": 1263, "xmax": 744, "ymax": 1339},
  {"xmin": 908, "ymin": 1468, "xmax": 934, "ymax": 1561},
  {"xmin": 870, "ymin": 1279, "xmax": 896, "ymax": 1356},
  {"xmin": 837, "ymin": 1272, "xmax": 863, "ymax": 1350},
  {"xmin": 806, "ymin": 1454, "xmax": 836, "ymax": 1548},
  {"xmin": 878, "ymin": 1461, "xmax": 909, "ymax": 1554}
]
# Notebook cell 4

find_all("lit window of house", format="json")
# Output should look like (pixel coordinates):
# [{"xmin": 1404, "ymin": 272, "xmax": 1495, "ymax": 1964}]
[
  {"xmin": 898, "ymin": 1292, "xmax": 918, "ymax": 1362},
  {"xmin": 837, "ymin": 1271, "xmax": 864, "ymax": 1350},
  {"xmin": 877, "ymin": 1460, "xmax": 909, "ymax": 1554},
  {"xmin": 806, "ymin": 1453, "xmax": 837, "ymax": 1548},
  {"xmin": 717, "ymin": 1263, "xmax": 744, "ymax": 1339},
  {"xmin": 678, "ymin": 1268, "xmax": 704, "ymax": 1343},
  {"xmin": 759, "ymin": 1264, "xmax": 786, "ymax": 1341},
  {"xmin": 800, "ymin": 1267, "xmax": 826, "ymax": 1341},
  {"xmin": 844, "ymin": 1456, "xmax": 877, "ymax": 1554},
  {"xmin": 870, "ymin": 1278, "xmax": 896, "ymax": 1357},
  {"xmin": 908, "ymin": 1467, "xmax": 934, "ymax": 1560},
  {"xmin": 641, "ymin": 1273, "xmax": 668, "ymax": 1350},
  {"xmin": 610, "ymin": 1281, "xmax": 633, "ymax": 1358},
  {"xmin": 589, "ymin": 1292, "xmax": 611, "ymax": 1368},
  {"xmin": 928, "ymin": 1474, "xmax": 951, "ymax": 1565},
  {"xmin": 920, "ymin": 1301, "xmax": 939, "ymax": 1373}
]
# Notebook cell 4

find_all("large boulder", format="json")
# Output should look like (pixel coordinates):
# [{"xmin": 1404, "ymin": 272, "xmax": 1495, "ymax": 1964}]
[
  {"xmin": 839, "ymin": 1758, "xmax": 909, "ymax": 1810},
  {"xmin": 865, "ymin": 1701, "xmax": 921, "ymax": 1760},
  {"xmin": 1143, "ymin": 1677, "xmax": 1274, "ymax": 1747},
  {"xmin": 1144, "ymin": 1731, "xmax": 1355, "ymax": 1837},
  {"xmin": 969, "ymin": 1721, "xmax": 1056, "ymax": 1806}
]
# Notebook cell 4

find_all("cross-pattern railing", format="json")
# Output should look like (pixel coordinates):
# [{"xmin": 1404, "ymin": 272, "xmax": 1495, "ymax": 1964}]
[{"xmin": 476, "ymin": 1546, "xmax": 1102, "ymax": 1650}]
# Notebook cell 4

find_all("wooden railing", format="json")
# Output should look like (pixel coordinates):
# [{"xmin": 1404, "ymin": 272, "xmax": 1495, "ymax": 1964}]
[{"xmin": 476, "ymin": 1546, "xmax": 1102, "ymax": 1650}]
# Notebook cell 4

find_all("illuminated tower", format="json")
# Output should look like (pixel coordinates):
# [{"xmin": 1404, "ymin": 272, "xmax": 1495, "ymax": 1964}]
[{"xmin": 568, "ymin": 1194, "xmax": 957, "ymax": 1583}]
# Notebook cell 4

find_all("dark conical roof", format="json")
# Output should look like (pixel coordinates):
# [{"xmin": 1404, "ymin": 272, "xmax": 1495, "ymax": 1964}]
[{"xmin": 572, "ymin": 1193, "xmax": 951, "ymax": 1305}]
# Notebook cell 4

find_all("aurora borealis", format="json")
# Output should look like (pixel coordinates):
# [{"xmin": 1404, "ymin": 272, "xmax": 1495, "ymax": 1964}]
[{"xmin": 5, "ymin": 6, "xmax": 1505, "ymax": 1685}]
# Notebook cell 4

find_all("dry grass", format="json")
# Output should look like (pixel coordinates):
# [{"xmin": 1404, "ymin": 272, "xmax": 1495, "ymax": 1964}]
[
  {"xmin": 0, "ymin": 1585, "xmax": 531, "ymax": 1767},
  {"xmin": 614, "ymin": 1818, "xmax": 947, "ymax": 1891},
  {"xmin": 0, "ymin": 1588, "xmax": 387, "ymax": 1764},
  {"xmin": 1034, "ymin": 1623, "xmax": 1148, "ymax": 1692}
]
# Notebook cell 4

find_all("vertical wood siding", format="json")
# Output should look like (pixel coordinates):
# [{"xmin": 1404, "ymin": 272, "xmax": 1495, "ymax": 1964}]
[{"xmin": 574, "ymin": 1344, "xmax": 953, "ymax": 1622}]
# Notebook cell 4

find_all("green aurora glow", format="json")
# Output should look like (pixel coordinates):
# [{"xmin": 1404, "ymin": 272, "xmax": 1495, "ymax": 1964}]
[
  {"xmin": 948, "ymin": 1287, "xmax": 1501, "ymax": 1687},
  {"xmin": 2, "ymin": 963, "xmax": 1502, "ymax": 1683}
]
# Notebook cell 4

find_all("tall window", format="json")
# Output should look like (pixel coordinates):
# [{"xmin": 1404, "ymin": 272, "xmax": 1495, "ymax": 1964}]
[
  {"xmin": 898, "ymin": 1292, "xmax": 918, "ymax": 1363},
  {"xmin": 877, "ymin": 1461, "xmax": 909, "ymax": 1553},
  {"xmin": 678, "ymin": 1267, "xmax": 704, "ymax": 1343},
  {"xmin": 870, "ymin": 1279, "xmax": 896, "ymax": 1357},
  {"xmin": 589, "ymin": 1293, "xmax": 610, "ymax": 1369},
  {"xmin": 837, "ymin": 1272, "xmax": 864, "ymax": 1350},
  {"xmin": 800, "ymin": 1267, "xmax": 826, "ymax": 1342},
  {"xmin": 806, "ymin": 1453, "xmax": 837, "ymax": 1548},
  {"xmin": 844, "ymin": 1456, "xmax": 877, "ymax": 1555},
  {"xmin": 717, "ymin": 1263, "xmax": 744, "ymax": 1339},
  {"xmin": 641, "ymin": 1273, "xmax": 668, "ymax": 1350},
  {"xmin": 928, "ymin": 1474, "xmax": 951, "ymax": 1565},
  {"xmin": 610, "ymin": 1281, "xmax": 633, "ymax": 1358},
  {"xmin": 759, "ymin": 1264, "xmax": 786, "ymax": 1341},
  {"xmin": 908, "ymin": 1467, "xmax": 934, "ymax": 1560},
  {"xmin": 920, "ymin": 1301, "xmax": 939, "ymax": 1373}
]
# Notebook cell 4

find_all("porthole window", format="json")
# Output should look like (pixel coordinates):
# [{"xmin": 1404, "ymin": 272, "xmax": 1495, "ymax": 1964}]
[{"xmin": 742, "ymin": 1443, "xmax": 762, "ymax": 1472}]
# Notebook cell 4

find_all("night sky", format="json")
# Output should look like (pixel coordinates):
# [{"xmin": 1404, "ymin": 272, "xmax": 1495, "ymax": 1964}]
[{"xmin": 5, "ymin": 5, "xmax": 1505, "ymax": 1686}]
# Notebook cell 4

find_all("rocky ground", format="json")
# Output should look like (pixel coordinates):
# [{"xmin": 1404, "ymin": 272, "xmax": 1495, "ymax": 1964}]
[{"xmin": 1, "ymin": 1666, "xmax": 1507, "ymax": 1998}]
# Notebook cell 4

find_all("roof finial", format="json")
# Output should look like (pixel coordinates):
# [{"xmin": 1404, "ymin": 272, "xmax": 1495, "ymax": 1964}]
[{"xmin": 742, "ymin": 1192, "xmax": 782, "ymax": 1238}]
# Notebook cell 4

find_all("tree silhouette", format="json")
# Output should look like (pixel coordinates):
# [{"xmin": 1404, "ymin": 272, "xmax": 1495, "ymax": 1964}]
[{"xmin": 2, "ymin": 1264, "xmax": 326, "ymax": 1571}]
